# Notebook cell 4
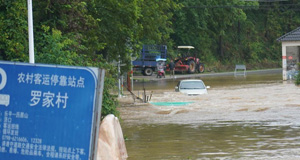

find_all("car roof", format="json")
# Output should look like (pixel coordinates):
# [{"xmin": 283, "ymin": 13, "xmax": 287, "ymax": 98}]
[{"xmin": 180, "ymin": 79, "xmax": 203, "ymax": 82}]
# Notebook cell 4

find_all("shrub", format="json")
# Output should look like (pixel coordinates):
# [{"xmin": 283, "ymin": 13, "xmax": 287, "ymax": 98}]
[{"xmin": 296, "ymin": 63, "xmax": 300, "ymax": 86}]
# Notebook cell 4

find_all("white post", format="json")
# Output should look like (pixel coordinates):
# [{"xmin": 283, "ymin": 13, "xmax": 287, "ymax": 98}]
[
  {"xmin": 118, "ymin": 56, "xmax": 121, "ymax": 98},
  {"xmin": 121, "ymin": 75, "xmax": 123, "ymax": 96},
  {"xmin": 131, "ymin": 69, "xmax": 134, "ymax": 91},
  {"xmin": 28, "ymin": 0, "xmax": 35, "ymax": 63},
  {"xmin": 131, "ymin": 61, "xmax": 134, "ymax": 91},
  {"xmin": 282, "ymin": 43, "xmax": 287, "ymax": 80}
]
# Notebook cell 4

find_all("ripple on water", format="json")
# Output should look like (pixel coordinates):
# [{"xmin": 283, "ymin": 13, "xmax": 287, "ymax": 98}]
[{"xmin": 123, "ymin": 121, "xmax": 300, "ymax": 160}]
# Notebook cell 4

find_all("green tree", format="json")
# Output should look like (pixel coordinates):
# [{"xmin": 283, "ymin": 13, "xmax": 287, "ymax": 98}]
[
  {"xmin": 34, "ymin": 0, "xmax": 102, "ymax": 58},
  {"xmin": 0, "ymin": 0, "xmax": 28, "ymax": 61},
  {"xmin": 172, "ymin": 0, "xmax": 255, "ymax": 63}
]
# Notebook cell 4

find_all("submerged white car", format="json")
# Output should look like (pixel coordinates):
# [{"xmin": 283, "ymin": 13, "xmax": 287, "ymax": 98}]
[{"xmin": 175, "ymin": 79, "xmax": 209, "ymax": 95}]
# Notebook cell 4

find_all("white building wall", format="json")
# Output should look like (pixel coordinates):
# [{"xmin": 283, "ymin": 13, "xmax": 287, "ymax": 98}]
[{"xmin": 282, "ymin": 41, "xmax": 300, "ymax": 80}]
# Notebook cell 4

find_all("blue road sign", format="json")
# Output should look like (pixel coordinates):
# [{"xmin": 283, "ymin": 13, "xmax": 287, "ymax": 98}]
[{"xmin": 0, "ymin": 61, "xmax": 100, "ymax": 160}]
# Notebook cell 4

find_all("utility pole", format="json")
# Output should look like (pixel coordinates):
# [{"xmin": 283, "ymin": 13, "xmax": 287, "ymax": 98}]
[
  {"xmin": 27, "ymin": 0, "xmax": 35, "ymax": 63},
  {"xmin": 131, "ymin": 63, "xmax": 134, "ymax": 91},
  {"xmin": 118, "ymin": 56, "xmax": 121, "ymax": 98}
]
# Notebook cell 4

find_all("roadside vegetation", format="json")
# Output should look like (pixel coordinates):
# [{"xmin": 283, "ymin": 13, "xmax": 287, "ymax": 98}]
[
  {"xmin": 296, "ymin": 73, "xmax": 300, "ymax": 86},
  {"xmin": 296, "ymin": 63, "xmax": 300, "ymax": 86},
  {"xmin": 1, "ymin": 0, "xmax": 299, "ymax": 116}
]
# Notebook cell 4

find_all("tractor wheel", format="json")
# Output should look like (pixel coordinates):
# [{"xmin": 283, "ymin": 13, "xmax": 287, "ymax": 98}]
[
  {"xmin": 143, "ymin": 68, "xmax": 153, "ymax": 76},
  {"xmin": 187, "ymin": 60, "xmax": 196, "ymax": 74},
  {"xmin": 197, "ymin": 63, "xmax": 205, "ymax": 73}
]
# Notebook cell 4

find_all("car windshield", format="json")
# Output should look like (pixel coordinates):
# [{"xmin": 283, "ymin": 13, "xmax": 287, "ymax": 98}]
[{"xmin": 180, "ymin": 81, "xmax": 205, "ymax": 89}]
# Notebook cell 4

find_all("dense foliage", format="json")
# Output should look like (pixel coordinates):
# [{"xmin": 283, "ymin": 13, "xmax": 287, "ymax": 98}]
[
  {"xmin": 296, "ymin": 73, "xmax": 300, "ymax": 85},
  {"xmin": 296, "ymin": 63, "xmax": 300, "ymax": 85},
  {"xmin": 1, "ymin": 0, "xmax": 300, "ymax": 116},
  {"xmin": 171, "ymin": 0, "xmax": 300, "ymax": 71}
]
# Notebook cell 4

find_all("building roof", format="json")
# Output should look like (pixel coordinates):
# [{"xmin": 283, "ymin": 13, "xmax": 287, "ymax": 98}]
[{"xmin": 277, "ymin": 27, "xmax": 300, "ymax": 42}]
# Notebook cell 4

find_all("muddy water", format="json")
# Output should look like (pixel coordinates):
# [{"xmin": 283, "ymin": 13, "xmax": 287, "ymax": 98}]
[
  {"xmin": 123, "ymin": 123, "xmax": 300, "ymax": 160},
  {"xmin": 132, "ymin": 73, "xmax": 282, "ymax": 90},
  {"xmin": 120, "ymin": 73, "xmax": 300, "ymax": 160}
]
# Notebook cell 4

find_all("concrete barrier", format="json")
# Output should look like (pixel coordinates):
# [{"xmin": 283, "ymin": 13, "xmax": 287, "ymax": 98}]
[{"xmin": 97, "ymin": 114, "xmax": 128, "ymax": 160}]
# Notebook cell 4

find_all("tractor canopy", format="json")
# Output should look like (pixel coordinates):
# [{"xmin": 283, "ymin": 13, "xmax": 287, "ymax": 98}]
[
  {"xmin": 177, "ymin": 46, "xmax": 194, "ymax": 49},
  {"xmin": 156, "ymin": 58, "xmax": 167, "ymax": 62}
]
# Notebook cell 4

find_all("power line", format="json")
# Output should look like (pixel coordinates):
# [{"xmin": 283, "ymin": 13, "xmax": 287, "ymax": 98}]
[
  {"xmin": 184, "ymin": 4, "xmax": 300, "ymax": 10},
  {"xmin": 241, "ymin": 0, "xmax": 288, "ymax": 2},
  {"xmin": 185, "ymin": 4, "xmax": 300, "ymax": 8}
]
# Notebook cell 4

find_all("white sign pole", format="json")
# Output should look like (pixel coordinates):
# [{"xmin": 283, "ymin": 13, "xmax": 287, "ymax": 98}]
[
  {"xmin": 28, "ymin": 0, "xmax": 35, "ymax": 63},
  {"xmin": 118, "ymin": 56, "xmax": 121, "ymax": 97}
]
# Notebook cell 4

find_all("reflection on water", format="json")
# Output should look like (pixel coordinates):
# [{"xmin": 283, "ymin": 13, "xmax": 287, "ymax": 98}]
[
  {"xmin": 123, "ymin": 122, "xmax": 300, "ymax": 160},
  {"xmin": 133, "ymin": 73, "xmax": 282, "ymax": 90}
]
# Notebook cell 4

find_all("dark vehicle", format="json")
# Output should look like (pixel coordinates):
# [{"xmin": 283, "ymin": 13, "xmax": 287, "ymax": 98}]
[
  {"xmin": 174, "ymin": 46, "xmax": 205, "ymax": 74},
  {"xmin": 132, "ymin": 45, "xmax": 167, "ymax": 76}
]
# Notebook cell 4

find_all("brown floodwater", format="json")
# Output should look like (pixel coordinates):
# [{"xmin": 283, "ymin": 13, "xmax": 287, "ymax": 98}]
[
  {"xmin": 132, "ymin": 72, "xmax": 282, "ymax": 91},
  {"xmin": 123, "ymin": 122, "xmax": 300, "ymax": 160},
  {"xmin": 120, "ymin": 72, "xmax": 300, "ymax": 160}
]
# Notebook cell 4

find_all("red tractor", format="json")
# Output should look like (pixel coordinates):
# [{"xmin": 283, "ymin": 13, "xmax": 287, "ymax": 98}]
[{"xmin": 173, "ymin": 46, "xmax": 205, "ymax": 74}]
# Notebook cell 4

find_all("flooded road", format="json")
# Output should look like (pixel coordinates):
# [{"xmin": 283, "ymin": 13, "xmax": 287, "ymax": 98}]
[
  {"xmin": 119, "ymin": 72, "xmax": 300, "ymax": 159},
  {"xmin": 123, "ymin": 123, "xmax": 300, "ymax": 160},
  {"xmin": 132, "ymin": 71, "xmax": 282, "ymax": 90}
]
